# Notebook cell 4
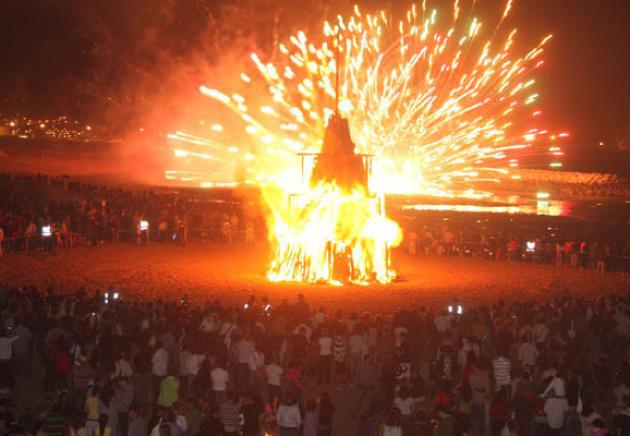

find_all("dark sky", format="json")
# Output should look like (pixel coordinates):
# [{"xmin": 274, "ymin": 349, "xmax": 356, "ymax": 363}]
[
  {"xmin": 518, "ymin": 0, "xmax": 630, "ymax": 149},
  {"xmin": 0, "ymin": 0, "xmax": 629, "ymax": 156}
]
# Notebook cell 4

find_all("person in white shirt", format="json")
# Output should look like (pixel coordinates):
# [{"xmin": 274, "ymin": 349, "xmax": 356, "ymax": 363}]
[
  {"xmin": 232, "ymin": 335, "xmax": 255, "ymax": 391},
  {"xmin": 532, "ymin": 318, "xmax": 550, "ymax": 346},
  {"xmin": 248, "ymin": 344, "xmax": 265, "ymax": 396},
  {"xmin": 312, "ymin": 308, "xmax": 327, "ymax": 328},
  {"xmin": 276, "ymin": 395, "xmax": 302, "ymax": 433},
  {"xmin": 185, "ymin": 352, "xmax": 205, "ymax": 396},
  {"xmin": 458, "ymin": 337, "xmax": 480, "ymax": 371},
  {"xmin": 613, "ymin": 381, "xmax": 630, "ymax": 413},
  {"xmin": 199, "ymin": 313, "xmax": 218, "ymax": 334},
  {"xmin": 0, "ymin": 328, "xmax": 19, "ymax": 390},
  {"xmin": 293, "ymin": 323, "xmax": 312, "ymax": 342},
  {"xmin": 210, "ymin": 363, "xmax": 229, "ymax": 404},
  {"xmin": 318, "ymin": 328, "xmax": 333, "ymax": 385},
  {"xmin": 393, "ymin": 325, "xmax": 408, "ymax": 348},
  {"xmin": 220, "ymin": 317, "xmax": 238, "ymax": 349},
  {"xmin": 382, "ymin": 409, "xmax": 403, "ymax": 436},
  {"xmin": 542, "ymin": 370, "xmax": 568, "ymax": 433},
  {"xmin": 11, "ymin": 320, "xmax": 32, "ymax": 378},
  {"xmin": 348, "ymin": 329, "xmax": 366, "ymax": 383},
  {"xmin": 151, "ymin": 342, "xmax": 168, "ymax": 397},
  {"xmin": 434, "ymin": 311, "xmax": 450, "ymax": 335},
  {"xmin": 394, "ymin": 386, "xmax": 415, "ymax": 429},
  {"xmin": 517, "ymin": 333, "xmax": 539, "ymax": 368},
  {"xmin": 265, "ymin": 357, "xmax": 284, "ymax": 407},
  {"xmin": 174, "ymin": 407, "xmax": 188, "ymax": 434},
  {"xmin": 112, "ymin": 352, "xmax": 134, "ymax": 380}
]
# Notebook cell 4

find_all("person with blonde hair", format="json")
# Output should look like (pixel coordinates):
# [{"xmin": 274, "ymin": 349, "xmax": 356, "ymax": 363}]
[{"xmin": 95, "ymin": 414, "xmax": 112, "ymax": 436}]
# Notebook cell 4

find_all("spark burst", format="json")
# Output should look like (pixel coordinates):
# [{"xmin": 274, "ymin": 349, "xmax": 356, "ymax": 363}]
[
  {"xmin": 169, "ymin": 0, "xmax": 562, "ymax": 198},
  {"xmin": 167, "ymin": 0, "xmax": 566, "ymax": 284}
]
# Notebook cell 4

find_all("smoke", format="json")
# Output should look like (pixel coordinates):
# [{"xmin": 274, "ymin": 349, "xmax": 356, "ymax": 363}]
[
  {"xmin": 103, "ymin": 0, "xmax": 334, "ymax": 185},
  {"xmin": 68, "ymin": 0, "xmax": 333, "ymax": 184},
  {"xmin": 0, "ymin": 0, "xmax": 338, "ymax": 183}
]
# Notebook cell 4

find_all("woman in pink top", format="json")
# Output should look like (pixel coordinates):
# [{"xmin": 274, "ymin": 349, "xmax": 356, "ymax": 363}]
[{"xmin": 284, "ymin": 360, "xmax": 304, "ymax": 393}]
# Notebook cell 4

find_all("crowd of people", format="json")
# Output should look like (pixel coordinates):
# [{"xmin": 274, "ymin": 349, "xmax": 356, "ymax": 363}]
[
  {"xmin": 1, "ymin": 173, "xmax": 628, "ymax": 275},
  {"xmin": 404, "ymin": 224, "xmax": 630, "ymax": 274},
  {"xmin": 0, "ymin": 173, "xmax": 262, "ymax": 256},
  {"xmin": 1, "ymin": 284, "xmax": 630, "ymax": 436}
]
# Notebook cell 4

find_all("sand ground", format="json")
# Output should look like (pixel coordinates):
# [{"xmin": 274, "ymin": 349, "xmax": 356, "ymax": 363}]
[{"xmin": 1, "ymin": 242, "xmax": 627, "ymax": 310}]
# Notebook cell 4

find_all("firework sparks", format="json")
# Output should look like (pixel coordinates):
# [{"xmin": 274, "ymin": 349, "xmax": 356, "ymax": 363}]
[
  {"xmin": 170, "ymin": 0, "xmax": 561, "ymax": 197},
  {"xmin": 168, "ymin": 0, "xmax": 565, "ymax": 284}
]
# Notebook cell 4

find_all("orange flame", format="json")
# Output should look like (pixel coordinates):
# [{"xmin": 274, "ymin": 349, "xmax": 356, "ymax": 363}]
[{"xmin": 265, "ymin": 182, "xmax": 401, "ymax": 285}]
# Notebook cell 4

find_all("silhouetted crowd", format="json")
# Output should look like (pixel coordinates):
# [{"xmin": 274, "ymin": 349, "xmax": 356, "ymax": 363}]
[
  {"xmin": 405, "ymin": 225, "xmax": 630, "ymax": 274},
  {"xmin": 1, "ymin": 284, "xmax": 630, "ymax": 436},
  {"xmin": 0, "ymin": 173, "xmax": 263, "ymax": 256},
  {"xmin": 2, "ymin": 173, "xmax": 629, "ymax": 276}
]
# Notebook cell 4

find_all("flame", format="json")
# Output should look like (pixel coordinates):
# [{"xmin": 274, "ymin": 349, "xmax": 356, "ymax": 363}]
[{"xmin": 265, "ymin": 182, "xmax": 401, "ymax": 284}]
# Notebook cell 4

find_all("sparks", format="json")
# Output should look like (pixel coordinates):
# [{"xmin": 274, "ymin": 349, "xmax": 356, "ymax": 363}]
[{"xmin": 168, "ymin": 0, "xmax": 564, "ymax": 284}]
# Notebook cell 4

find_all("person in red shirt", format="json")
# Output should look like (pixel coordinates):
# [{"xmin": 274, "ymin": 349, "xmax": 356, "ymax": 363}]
[
  {"xmin": 507, "ymin": 238, "xmax": 519, "ymax": 262},
  {"xmin": 490, "ymin": 391, "xmax": 510, "ymax": 436},
  {"xmin": 433, "ymin": 381, "xmax": 453, "ymax": 410},
  {"xmin": 50, "ymin": 339, "xmax": 71, "ymax": 391}
]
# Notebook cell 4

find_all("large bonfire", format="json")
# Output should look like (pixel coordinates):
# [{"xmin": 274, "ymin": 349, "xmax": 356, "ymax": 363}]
[{"xmin": 168, "ymin": 0, "xmax": 564, "ymax": 284}]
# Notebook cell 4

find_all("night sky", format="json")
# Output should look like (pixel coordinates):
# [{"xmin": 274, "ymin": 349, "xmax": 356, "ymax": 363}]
[{"xmin": 0, "ymin": 0, "xmax": 629, "ymax": 169}]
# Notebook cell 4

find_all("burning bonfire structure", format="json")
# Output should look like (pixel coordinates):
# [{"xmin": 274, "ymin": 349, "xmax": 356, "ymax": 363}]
[{"xmin": 267, "ymin": 113, "xmax": 401, "ymax": 285}]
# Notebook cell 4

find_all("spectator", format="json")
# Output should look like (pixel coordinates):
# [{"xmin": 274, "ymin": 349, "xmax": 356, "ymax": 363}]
[
  {"xmin": 151, "ymin": 342, "xmax": 168, "ymax": 397},
  {"xmin": 542, "ymin": 369, "xmax": 568, "ymax": 436},
  {"xmin": 393, "ymin": 386, "xmax": 414, "ymax": 431},
  {"xmin": 241, "ymin": 393, "xmax": 263, "ymax": 436},
  {"xmin": 0, "ymin": 258, "xmax": 629, "ymax": 436},
  {"xmin": 198, "ymin": 405, "xmax": 223, "ymax": 435},
  {"xmin": 233, "ymin": 333, "xmax": 255, "ymax": 391},
  {"xmin": 592, "ymin": 418, "xmax": 609, "ymax": 436},
  {"xmin": 158, "ymin": 370, "xmax": 180, "ymax": 408},
  {"xmin": 381, "ymin": 408, "xmax": 403, "ymax": 436},
  {"xmin": 112, "ymin": 352, "xmax": 133, "ymax": 380},
  {"xmin": 0, "ymin": 327, "xmax": 19, "ymax": 392},
  {"xmin": 355, "ymin": 353, "xmax": 379, "ymax": 417},
  {"xmin": 11, "ymin": 318, "xmax": 32, "ymax": 378},
  {"xmin": 492, "ymin": 348, "xmax": 512, "ymax": 398},
  {"xmin": 348, "ymin": 328, "xmax": 367, "ymax": 383},
  {"xmin": 518, "ymin": 332, "xmax": 539, "ymax": 369},
  {"xmin": 248, "ymin": 342, "xmax": 265, "ymax": 396},
  {"xmin": 332, "ymin": 328, "xmax": 348, "ymax": 386},
  {"xmin": 265, "ymin": 354, "xmax": 283, "ymax": 408},
  {"xmin": 489, "ymin": 391, "xmax": 509, "ymax": 436},
  {"xmin": 303, "ymin": 398, "xmax": 318, "ymax": 436},
  {"xmin": 210, "ymin": 359, "xmax": 229, "ymax": 404},
  {"xmin": 317, "ymin": 392, "xmax": 335, "ymax": 436},
  {"xmin": 512, "ymin": 368, "xmax": 536, "ymax": 436},
  {"xmin": 218, "ymin": 391, "xmax": 242, "ymax": 435},
  {"xmin": 276, "ymin": 394, "xmax": 301, "ymax": 436},
  {"xmin": 85, "ymin": 387, "xmax": 101, "ymax": 436},
  {"xmin": 127, "ymin": 406, "xmax": 148, "ymax": 436},
  {"xmin": 95, "ymin": 413, "xmax": 112, "ymax": 436},
  {"xmin": 317, "ymin": 327, "xmax": 333, "ymax": 385}
]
